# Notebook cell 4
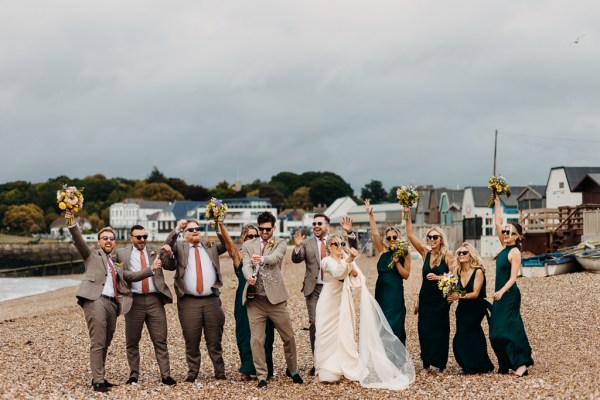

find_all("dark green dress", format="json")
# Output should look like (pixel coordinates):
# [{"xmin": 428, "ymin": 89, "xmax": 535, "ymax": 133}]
[
  {"xmin": 375, "ymin": 251, "xmax": 407, "ymax": 344},
  {"xmin": 489, "ymin": 245, "xmax": 534, "ymax": 373},
  {"xmin": 453, "ymin": 268, "xmax": 494, "ymax": 374},
  {"xmin": 418, "ymin": 252, "xmax": 450, "ymax": 370},
  {"xmin": 234, "ymin": 262, "xmax": 275, "ymax": 376}
]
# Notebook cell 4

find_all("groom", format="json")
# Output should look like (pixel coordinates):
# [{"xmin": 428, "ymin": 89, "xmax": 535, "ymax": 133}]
[{"xmin": 242, "ymin": 211, "xmax": 303, "ymax": 389}]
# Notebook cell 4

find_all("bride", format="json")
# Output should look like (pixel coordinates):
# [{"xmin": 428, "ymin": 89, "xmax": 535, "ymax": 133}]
[{"xmin": 314, "ymin": 234, "xmax": 415, "ymax": 389}]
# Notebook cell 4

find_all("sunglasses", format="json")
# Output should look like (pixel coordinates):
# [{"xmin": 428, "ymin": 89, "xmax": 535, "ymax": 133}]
[
  {"xmin": 132, "ymin": 234, "xmax": 148, "ymax": 240},
  {"xmin": 386, "ymin": 236, "xmax": 398, "ymax": 241},
  {"xmin": 426, "ymin": 234, "xmax": 441, "ymax": 241},
  {"xmin": 258, "ymin": 227, "xmax": 272, "ymax": 232},
  {"xmin": 501, "ymin": 230, "xmax": 517, "ymax": 236},
  {"xmin": 312, "ymin": 221, "xmax": 326, "ymax": 226},
  {"xmin": 457, "ymin": 250, "xmax": 469, "ymax": 256},
  {"xmin": 246, "ymin": 234, "xmax": 258, "ymax": 239},
  {"xmin": 186, "ymin": 227, "xmax": 201, "ymax": 232},
  {"xmin": 100, "ymin": 236, "xmax": 115, "ymax": 241},
  {"xmin": 331, "ymin": 242, "xmax": 347, "ymax": 247}
]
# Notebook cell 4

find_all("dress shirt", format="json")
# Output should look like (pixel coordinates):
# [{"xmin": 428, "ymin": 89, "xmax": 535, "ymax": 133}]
[
  {"xmin": 183, "ymin": 243, "xmax": 216, "ymax": 296},
  {"xmin": 102, "ymin": 256, "xmax": 117, "ymax": 298},
  {"xmin": 129, "ymin": 247, "xmax": 157, "ymax": 294}
]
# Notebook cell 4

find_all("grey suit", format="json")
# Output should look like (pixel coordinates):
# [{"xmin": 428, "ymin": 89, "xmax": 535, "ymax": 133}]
[
  {"xmin": 115, "ymin": 245, "xmax": 173, "ymax": 380},
  {"xmin": 163, "ymin": 229, "xmax": 227, "ymax": 379},
  {"xmin": 69, "ymin": 225, "xmax": 153, "ymax": 385},
  {"xmin": 291, "ymin": 233, "xmax": 358, "ymax": 354},
  {"xmin": 241, "ymin": 237, "xmax": 298, "ymax": 381}
]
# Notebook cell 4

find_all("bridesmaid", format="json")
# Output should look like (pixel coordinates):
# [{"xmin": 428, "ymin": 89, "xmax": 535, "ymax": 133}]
[
  {"xmin": 364, "ymin": 200, "xmax": 411, "ymax": 345},
  {"xmin": 218, "ymin": 222, "xmax": 275, "ymax": 380},
  {"xmin": 447, "ymin": 243, "xmax": 494, "ymax": 374},
  {"xmin": 489, "ymin": 196, "xmax": 534, "ymax": 377},
  {"xmin": 406, "ymin": 208, "xmax": 453, "ymax": 372}
]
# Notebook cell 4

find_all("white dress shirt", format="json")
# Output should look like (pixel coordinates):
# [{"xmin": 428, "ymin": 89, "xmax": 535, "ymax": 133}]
[
  {"xmin": 129, "ymin": 247, "xmax": 157, "ymax": 294},
  {"xmin": 183, "ymin": 243, "xmax": 217, "ymax": 296}
]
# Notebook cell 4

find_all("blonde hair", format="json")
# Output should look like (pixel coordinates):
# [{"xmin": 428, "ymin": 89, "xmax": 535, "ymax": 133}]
[
  {"xmin": 325, "ymin": 234, "xmax": 347, "ymax": 256},
  {"xmin": 452, "ymin": 243, "xmax": 484, "ymax": 274},
  {"xmin": 384, "ymin": 226, "xmax": 401, "ymax": 249},
  {"xmin": 426, "ymin": 226, "xmax": 449, "ymax": 267},
  {"xmin": 97, "ymin": 227, "xmax": 116, "ymax": 240},
  {"xmin": 240, "ymin": 224, "xmax": 258, "ymax": 241}
]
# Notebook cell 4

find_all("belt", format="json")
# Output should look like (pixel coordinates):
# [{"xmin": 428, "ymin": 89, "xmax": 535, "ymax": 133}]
[
  {"xmin": 100, "ymin": 294, "xmax": 118, "ymax": 303},
  {"xmin": 133, "ymin": 292, "xmax": 158, "ymax": 296},
  {"xmin": 182, "ymin": 294, "xmax": 215, "ymax": 299}
]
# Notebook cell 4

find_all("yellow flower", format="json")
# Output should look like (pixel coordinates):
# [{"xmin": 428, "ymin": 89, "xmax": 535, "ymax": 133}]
[{"xmin": 58, "ymin": 202, "xmax": 67, "ymax": 210}]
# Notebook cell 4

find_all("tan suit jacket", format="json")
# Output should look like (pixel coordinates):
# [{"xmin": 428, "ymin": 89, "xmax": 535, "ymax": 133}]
[
  {"xmin": 241, "ymin": 237, "xmax": 288, "ymax": 305},
  {"xmin": 163, "ymin": 229, "xmax": 227, "ymax": 298},
  {"xmin": 69, "ymin": 225, "xmax": 154, "ymax": 315},
  {"xmin": 115, "ymin": 245, "xmax": 173, "ymax": 304}
]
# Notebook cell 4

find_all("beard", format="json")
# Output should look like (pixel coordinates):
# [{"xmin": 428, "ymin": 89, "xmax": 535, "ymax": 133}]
[{"xmin": 189, "ymin": 236, "xmax": 201, "ymax": 244}]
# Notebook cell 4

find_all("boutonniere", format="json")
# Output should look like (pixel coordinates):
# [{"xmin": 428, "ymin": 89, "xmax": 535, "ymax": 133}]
[
  {"xmin": 114, "ymin": 262, "xmax": 123, "ymax": 268},
  {"xmin": 150, "ymin": 250, "xmax": 157, "ymax": 257},
  {"xmin": 268, "ymin": 239, "xmax": 275, "ymax": 249},
  {"xmin": 206, "ymin": 241, "xmax": 214, "ymax": 248}
]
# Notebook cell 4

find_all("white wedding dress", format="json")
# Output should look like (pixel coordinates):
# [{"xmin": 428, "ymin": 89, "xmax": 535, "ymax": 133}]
[{"xmin": 314, "ymin": 256, "xmax": 415, "ymax": 390}]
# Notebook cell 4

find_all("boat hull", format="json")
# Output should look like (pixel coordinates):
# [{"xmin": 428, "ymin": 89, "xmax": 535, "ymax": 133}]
[{"xmin": 575, "ymin": 256, "xmax": 600, "ymax": 273}]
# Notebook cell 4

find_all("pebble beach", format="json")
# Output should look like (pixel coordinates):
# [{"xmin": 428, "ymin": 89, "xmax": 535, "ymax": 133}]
[{"xmin": 0, "ymin": 249, "xmax": 598, "ymax": 399}]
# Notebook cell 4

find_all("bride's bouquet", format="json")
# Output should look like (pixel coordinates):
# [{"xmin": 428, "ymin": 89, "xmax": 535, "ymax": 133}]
[
  {"xmin": 388, "ymin": 239, "xmax": 410, "ymax": 269},
  {"xmin": 437, "ymin": 272, "xmax": 464, "ymax": 297},
  {"xmin": 57, "ymin": 184, "xmax": 84, "ymax": 225},
  {"xmin": 396, "ymin": 185, "xmax": 420, "ymax": 220},
  {"xmin": 486, "ymin": 176, "xmax": 511, "ymax": 208},
  {"xmin": 205, "ymin": 197, "xmax": 228, "ymax": 232}
]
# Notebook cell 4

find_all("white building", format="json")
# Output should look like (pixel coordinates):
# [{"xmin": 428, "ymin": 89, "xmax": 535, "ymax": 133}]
[
  {"xmin": 109, "ymin": 199, "xmax": 175, "ymax": 241},
  {"xmin": 545, "ymin": 166, "xmax": 600, "ymax": 209}
]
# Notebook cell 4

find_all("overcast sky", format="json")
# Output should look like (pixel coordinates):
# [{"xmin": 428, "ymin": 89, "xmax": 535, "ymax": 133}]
[{"xmin": 1, "ymin": 1, "xmax": 599, "ymax": 195}]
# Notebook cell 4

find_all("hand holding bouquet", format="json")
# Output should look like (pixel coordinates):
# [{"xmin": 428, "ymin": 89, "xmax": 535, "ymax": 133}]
[
  {"xmin": 437, "ymin": 272, "xmax": 464, "ymax": 297},
  {"xmin": 486, "ymin": 176, "xmax": 511, "ymax": 208},
  {"xmin": 396, "ymin": 185, "xmax": 420, "ymax": 220},
  {"xmin": 205, "ymin": 198, "xmax": 228, "ymax": 231},
  {"xmin": 388, "ymin": 239, "xmax": 410, "ymax": 269},
  {"xmin": 57, "ymin": 184, "xmax": 84, "ymax": 226}
]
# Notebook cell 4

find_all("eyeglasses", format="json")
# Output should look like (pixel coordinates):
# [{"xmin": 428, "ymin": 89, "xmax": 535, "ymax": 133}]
[
  {"xmin": 386, "ymin": 236, "xmax": 398, "ymax": 241},
  {"xmin": 258, "ymin": 227, "xmax": 272, "ymax": 232},
  {"xmin": 457, "ymin": 251, "xmax": 469, "ymax": 256},
  {"xmin": 426, "ymin": 234, "xmax": 441, "ymax": 241},
  {"xmin": 246, "ymin": 234, "xmax": 258, "ymax": 239},
  {"xmin": 501, "ymin": 230, "xmax": 517, "ymax": 236},
  {"xmin": 312, "ymin": 221, "xmax": 325, "ymax": 226},
  {"xmin": 186, "ymin": 227, "xmax": 201, "ymax": 232},
  {"xmin": 132, "ymin": 235, "xmax": 148, "ymax": 240},
  {"xmin": 100, "ymin": 236, "xmax": 115, "ymax": 241},
  {"xmin": 331, "ymin": 242, "xmax": 347, "ymax": 247}
]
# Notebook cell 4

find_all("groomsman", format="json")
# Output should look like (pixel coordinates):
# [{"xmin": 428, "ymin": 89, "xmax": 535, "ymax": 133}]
[
  {"xmin": 242, "ymin": 211, "xmax": 303, "ymax": 389},
  {"xmin": 115, "ymin": 225, "xmax": 176, "ymax": 386},
  {"xmin": 163, "ymin": 219, "xmax": 227, "ymax": 383},
  {"xmin": 291, "ymin": 214, "xmax": 357, "ymax": 375},
  {"xmin": 65, "ymin": 210, "xmax": 160, "ymax": 393}
]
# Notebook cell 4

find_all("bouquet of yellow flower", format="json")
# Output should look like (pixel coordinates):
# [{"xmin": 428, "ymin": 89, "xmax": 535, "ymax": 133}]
[
  {"xmin": 205, "ymin": 197, "xmax": 228, "ymax": 232},
  {"xmin": 396, "ymin": 185, "xmax": 421, "ymax": 220},
  {"xmin": 388, "ymin": 239, "xmax": 410, "ymax": 269},
  {"xmin": 486, "ymin": 176, "xmax": 511, "ymax": 208},
  {"xmin": 57, "ymin": 184, "xmax": 84, "ymax": 225},
  {"xmin": 437, "ymin": 272, "xmax": 464, "ymax": 297}
]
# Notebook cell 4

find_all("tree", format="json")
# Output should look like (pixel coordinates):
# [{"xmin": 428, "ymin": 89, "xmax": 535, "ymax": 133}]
[
  {"xmin": 270, "ymin": 172, "xmax": 300, "ymax": 197},
  {"xmin": 132, "ymin": 182, "xmax": 184, "ymax": 201},
  {"xmin": 284, "ymin": 186, "xmax": 313, "ymax": 210},
  {"xmin": 209, "ymin": 181, "xmax": 237, "ymax": 199},
  {"xmin": 2, "ymin": 204, "xmax": 46, "ymax": 234},
  {"xmin": 181, "ymin": 184, "xmax": 210, "ymax": 201},
  {"xmin": 309, "ymin": 176, "xmax": 353, "ymax": 207},
  {"xmin": 146, "ymin": 166, "xmax": 167, "ymax": 183},
  {"xmin": 361, "ymin": 180, "xmax": 387, "ymax": 204},
  {"xmin": 388, "ymin": 186, "xmax": 401, "ymax": 203},
  {"xmin": 258, "ymin": 184, "xmax": 285, "ymax": 210}
]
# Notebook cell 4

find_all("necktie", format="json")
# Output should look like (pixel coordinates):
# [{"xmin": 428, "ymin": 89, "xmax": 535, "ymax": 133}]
[
  {"xmin": 140, "ymin": 251, "xmax": 149, "ymax": 294},
  {"xmin": 320, "ymin": 238, "xmax": 326, "ymax": 280},
  {"xmin": 262, "ymin": 241, "xmax": 267, "ymax": 255},
  {"xmin": 194, "ymin": 245, "xmax": 203, "ymax": 294},
  {"xmin": 107, "ymin": 255, "xmax": 118, "ymax": 299}
]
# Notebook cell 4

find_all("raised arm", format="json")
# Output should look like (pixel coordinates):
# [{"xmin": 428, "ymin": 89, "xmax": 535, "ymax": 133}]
[
  {"xmin": 493, "ymin": 195, "xmax": 504, "ymax": 244},
  {"xmin": 365, "ymin": 200, "xmax": 385, "ymax": 253},
  {"xmin": 404, "ymin": 206, "xmax": 427, "ymax": 260},
  {"xmin": 66, "ymin": 210, "xmax": 91, "ymax": 260},
  {"xmin": 217, "ymin": 221, "xmax": 241, "ymax": 266}
]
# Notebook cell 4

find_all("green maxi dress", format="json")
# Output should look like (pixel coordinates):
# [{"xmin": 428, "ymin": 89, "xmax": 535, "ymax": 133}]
[
  {"xmin": 374, "ymin": 251, "xmax": 407, "ymax": 344},
  {"xmin": 234, "ymin": 262, "xmax": 275, "ymax": 376},
  {"xmin": 453, "ymin": 268, "xmax": 494, "ymax": 374},
  {"xmin": 489, "ymin": 245, "xmax": 534, "ymax": 373},
  {"xmin": 418, "ymin": 252, "xmax": 450, "ymax": 370}
]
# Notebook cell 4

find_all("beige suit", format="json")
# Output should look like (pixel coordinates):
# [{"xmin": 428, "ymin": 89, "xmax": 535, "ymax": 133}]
[
  {"xmin": 115, "ymin": 245, "xmax": 173, "ymax": 379},
  {"xmin": 163, "ymin": 229, "xmax": 227, "ymax": 379},
  {"xmin": 69, "ymin": 225, "xmax": 153, "ymax": 385},
  {"xmin": 241, "ymin": 237, "xmax": 298, "ymax": 381}
]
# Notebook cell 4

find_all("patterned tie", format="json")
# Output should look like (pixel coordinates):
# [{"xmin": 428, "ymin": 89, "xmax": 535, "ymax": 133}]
[
  {"xmin": 194, "ymin": 245, "xmax": 203, "ymax": 294},
  {"xmin": 140, "ymin": 251, "xmax": 149, "ymax": 294},
  {"xmin": 106, "ymin": 255, "xmax": 118, "ymax": 299},
  {"xmin": 320, "ymin": 238, "xmax": 326, "ymax": 280}
]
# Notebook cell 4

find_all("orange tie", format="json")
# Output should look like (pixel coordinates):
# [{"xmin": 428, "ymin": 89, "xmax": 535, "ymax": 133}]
[
  {"xmin": 262, "ymin": 241, "xmax": 267, "ymax": 255},
  {"xmin": 194, "ymin": 245, "xmax": 203, "ymax": 294},
  {"xmin": 140, "ymin": 251, "xmax": 149, "ymax": 294},
  {"xmin": 107, "ymin": 255, "xmax": 118, "ymax": 299},
  {"xmin": 320, "ymin": 238, "xmax": 326, "ymax": 280}
]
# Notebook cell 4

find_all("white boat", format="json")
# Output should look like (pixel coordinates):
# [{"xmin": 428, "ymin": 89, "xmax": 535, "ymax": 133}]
[
  {"xmin": 575, "ymin": 249, "xmax": 600, "ymax": 273},
  {"xmin": 520, "ymin": 253, "xmax": 581, "ymax": 278}
]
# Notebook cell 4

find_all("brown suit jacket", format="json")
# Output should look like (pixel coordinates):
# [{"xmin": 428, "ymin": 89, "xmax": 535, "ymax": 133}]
[
  {"xmin": 69, "ymin": 225, "xmax": 154, "ymax": 315},
  {"xmin": 163, "ymin": 229, "xmax": 227, "ymax": 298},
  {"xmin": 115, "ymin": 245, "xmax": 173, "ymax": 304},
  {"xmin": 241, "ymin": 237, "xmax": 288, "ymax": 306}
]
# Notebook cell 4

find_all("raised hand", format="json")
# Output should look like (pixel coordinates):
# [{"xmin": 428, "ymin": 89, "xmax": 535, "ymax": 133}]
[
  {"xmin": 293, "ymin": 230, "xmax": 305, "ymax": 247},
  {"xmin": 364, "ymin": 199, "xmax": 373, "ymax": 215},
  {"xmin": 161, "ymin": 244, "xmax": 173, "ymax": 257},
  {"xmin": 177, "ymin": 219, "xmax": 188, "ymax": 231},
  {"xmin": 151, "ymin": 258, "xmax": 163, "ymax": 271},
  {"xmin": 341, "ymin": 216, "xmax": 353, "ymax": 234}
]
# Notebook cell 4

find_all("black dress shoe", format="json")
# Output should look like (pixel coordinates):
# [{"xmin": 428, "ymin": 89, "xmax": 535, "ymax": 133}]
[
  {"xmin": 215, "ymin": 375, "xmax": 226, "ymax": 380},
  {"xmin": 309, "ymin": 367, "xmax": 315, "ymax": 376},
  {"xmin": 162, "ymin": 376, "xmax": 177, "ymax": 385},
  {"xmin": 104, "ymin": 380, "xmax": 116, "ymax": 387},
  {"xmin": 184, "ymin": 376, "xmax": 196, "ymax": 383},
  {"xmin": 285, "ymin": 368, "xmax": 292, "ymax": 378},
  {"xmin": 125, "ymin": 377, "xmax": 138, "ymax": 385},
  {"xmin": 93, "ymin": 382, "xmax": 109, "ymax": 393},
  {"xmin": 257, "ymin": 379, "xmax": 267, "ymax": 389},
  {"xmin": 292, "ymin": 373, "xmax": 304, "ymax": 384}
]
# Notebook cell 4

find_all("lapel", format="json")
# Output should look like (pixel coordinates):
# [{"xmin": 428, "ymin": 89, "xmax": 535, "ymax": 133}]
[
  {"xmin": 124, "ymin": 246, "xmax": 133, "ymax": 268},
  {"xmin": 311, "ymin": 237, "xmax": 320, "ymax": 259}
]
